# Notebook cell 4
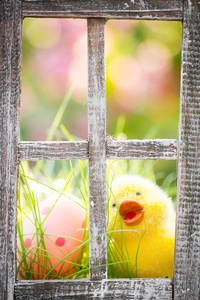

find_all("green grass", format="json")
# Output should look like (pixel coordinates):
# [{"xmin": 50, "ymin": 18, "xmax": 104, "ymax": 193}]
[
  {"xmin": 17, "ymin": 156, "xmax": 176, "ymax": 280},
  {"xmin": 17, "ymin": 161, "xmax": 89, "ymax": 280},
  {"xmin": 17, "ymin": 95, "xmax": 177, "ymax": 280},
  {"xmin": 17, "ymin": 158, "xmax": 146, "ymax": 280}
]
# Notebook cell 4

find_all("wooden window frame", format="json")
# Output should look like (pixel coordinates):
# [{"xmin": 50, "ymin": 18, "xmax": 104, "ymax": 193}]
[{"xmin": 0, "ymin": 0, "xmax": 199, "ymax": 299}]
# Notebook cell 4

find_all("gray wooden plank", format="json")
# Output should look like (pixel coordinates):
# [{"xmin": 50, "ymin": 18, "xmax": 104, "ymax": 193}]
[
  {"xmin": 174, "ymin": 0, "xmax": 200, "ymax": 299},
  {"xmin": 22, "ymin": 0, "xmax": 182, "ymax": 20},
  {"xmin": 88, "ymin": 19, "xmax": 107, "ymax": 280},
  {"xmin": 18, "ymin": 139, "xmax": 178, "ymax": 161},
  {"xmin": 0, "ymin": 0, "xmax": 22, "ymax": 299},
  {"xmin": 18, "ymin": 141, "xmax": 89, "ymax": 161},
  {"xmin": 107, "ymin": 139, "xmax": 178, "ymax": 160},
  {"xmin": 14, "ymin": 278, "xmax": 172, "ymax": 299}
]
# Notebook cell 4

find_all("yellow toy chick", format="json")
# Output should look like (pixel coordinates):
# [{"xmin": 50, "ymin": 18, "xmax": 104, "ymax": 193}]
[{"xmin": 108, "ymin": 175, "xmax": 175, "ymax": 278}]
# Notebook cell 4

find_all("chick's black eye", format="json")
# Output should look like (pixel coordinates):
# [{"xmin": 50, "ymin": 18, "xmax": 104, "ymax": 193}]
[
  {"xmin": 112, "ymin": 202, "xmax": 116, "ymax": 208},
  {"xmin": 136, "ymin": 192, "xmax": 141, "ymax": 196}
]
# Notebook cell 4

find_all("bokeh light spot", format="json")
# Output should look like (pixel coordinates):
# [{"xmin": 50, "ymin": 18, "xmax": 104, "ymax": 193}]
[
  {"xmin": 26, "ymin": 19, "xmax": 61, "ymax": 49},
  {"xmin": 41, "ymin": 206, "xmax": 51, "ymax": 215}
]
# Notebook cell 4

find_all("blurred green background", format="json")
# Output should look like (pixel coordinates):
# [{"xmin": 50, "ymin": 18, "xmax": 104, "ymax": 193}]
[
  {"xmin": 21, "ymin": 18, "xmax": 181, "ymax": 141},
  {"xmin": 20, "ymin": 18, "xmax": 182, "ymax": 201}
]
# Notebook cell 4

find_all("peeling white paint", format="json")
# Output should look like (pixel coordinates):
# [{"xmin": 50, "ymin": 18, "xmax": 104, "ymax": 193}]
[
  {"xmin": 88, "ymin": 19, "xmax": 107, "ymax": 281},
  {"xmin": 19, "ymin": 141, "xmax": 89, "ymax": 161},
  {"xmin": 188, "ymin": 0, "xmax": 192, "ymax": 15},
  {"xmin": 15, "ymin": 279, "xmax": 173, "ymax": 298},
  {"xmin": 139, "ymin": 0, "xmax": 145, "ymax": 7},
  {"xmin": 2, "ymin": 1, "xmax": 200, "ymax": 299}
]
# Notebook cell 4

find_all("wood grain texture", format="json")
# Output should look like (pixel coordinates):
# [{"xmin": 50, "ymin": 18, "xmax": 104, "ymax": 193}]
[
  {"xmin": 88, "ymin": 19, "xmax": 107, "ymax": 280},
  {"xmin": 0, "ymin": 0, "xmax": 198, "ymax": 299},
  {"xmin": 0, "ymin": 1, "xmax": 22, "ymax": 299},
  {"xmin": 14, "ymin": 278, "xmax": 172, "ymax": 299},
  {"xmin": 18, "ymin": 141, "xmax": 89, "ymax": 161},
  {"xmin": 18, "ymin": 139, "xmax": 177, "ymax": 161},
  {"xmin": 22, "ymin": 0, "xmax": 182, "ymax": 20},
  {"xmin": 174, "ymin": 0, "xmax": 200, "ymax": 299},
  {"xmin": 107, "ymin": 139, "xmax": 178, "ymax": 160}
]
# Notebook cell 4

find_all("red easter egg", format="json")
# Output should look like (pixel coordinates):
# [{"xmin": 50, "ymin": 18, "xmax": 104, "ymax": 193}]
[{"xmin": 17, "ymin": 194, "xmax": 86, "ymax": 279}]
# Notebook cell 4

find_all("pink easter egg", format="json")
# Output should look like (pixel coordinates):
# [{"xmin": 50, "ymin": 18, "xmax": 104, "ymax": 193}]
[{"xmin": 17, "ymin": 194, "xmax": 86, "ymax": 279}]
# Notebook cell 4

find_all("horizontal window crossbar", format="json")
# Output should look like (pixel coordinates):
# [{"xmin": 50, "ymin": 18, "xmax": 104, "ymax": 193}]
[
  {"xmin": 18, "ymin": 141, "xmax": 89, "ymax": 161},
  {"xmin": 107, "ymin": 139, "xmax": 178, "ymax": 160},
  {"xmin": 15, "ymin": 278, "xmax": 172, "ymax": 299},
  {"xmin": 22, "ymin": 0, "xmax": 182, "ymax": 20},
  {"xmin": 18, "ymin": 139, "xmax": 178, "ymax": 161}
]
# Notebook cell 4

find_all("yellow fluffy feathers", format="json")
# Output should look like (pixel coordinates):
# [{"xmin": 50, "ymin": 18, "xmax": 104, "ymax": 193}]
[{"xmin": 108, "ymin": 175, "xmax": 175, "ymax": 278}]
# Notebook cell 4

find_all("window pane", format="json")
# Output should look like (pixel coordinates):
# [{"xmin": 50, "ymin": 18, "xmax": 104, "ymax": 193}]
[
  {"xmin": 107, "ymin": 159, "xmax": 176, "ymax": 278},
  {"xmin": 17, "ymin": 160, "xmax": 88, "ymax": 280},
  {"xmin": 21, "ymin": 18, "xmax": 87, "ymax": 142},
  {"xmin": 106, "ymin": 20, "xmax": 181, "ymax": 140}
]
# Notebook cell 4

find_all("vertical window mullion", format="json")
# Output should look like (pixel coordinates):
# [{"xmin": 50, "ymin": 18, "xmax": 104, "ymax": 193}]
[
  {"xmin": 87, "ymin": 18, "xmax": 107, "ymax": 280},
  {"xmin": 0, "ymin": 0, "xmax": 22, "ymax": 299},
  {"xmin": 174, "ymin": 0, "xmax": 200, "ymax": 299}
]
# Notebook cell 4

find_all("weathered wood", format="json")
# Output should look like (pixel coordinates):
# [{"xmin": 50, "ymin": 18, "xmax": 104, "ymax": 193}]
[
  {"xmin": 0, "ymin": 0, "xmax": 199, "ymax": 299},
  {"xmin": 18, "ymin": 139, "xmax": 178, "ymax": 161},
  {"xmin": 174, "ymin": 0, "xmax": 200, "ymax": 299},
  {"xmin": 107, "ymin": 139, "xmax": 178, "ymax": 160},
  {"xmin": 18, "ymin": 141, "xmax": 89, "ymax": 161},
  {"xmin": 14, "ymin": 278, "xmax": 172, "ymax": 299},
  {"xmin": 88, "ymin": 19, "xmax": 107, "ymax": 280},
  {"xmin": 0, "ymin": 1, "xmax": 22, "ymax": 299},
  {"xmin": 22, "ymin": 0, "xmax": 182, "ymax": 20}
]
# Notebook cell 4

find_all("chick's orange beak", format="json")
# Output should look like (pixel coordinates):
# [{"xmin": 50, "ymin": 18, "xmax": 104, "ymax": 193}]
[{"xmin": 119, "ymin": 200, "xmax": 144, "ymax": 225}]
